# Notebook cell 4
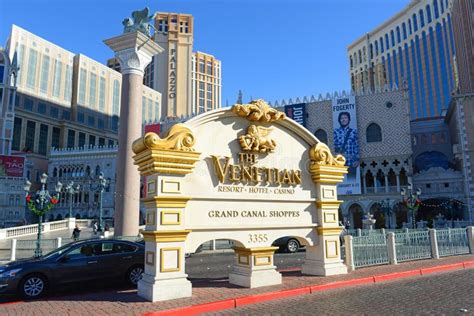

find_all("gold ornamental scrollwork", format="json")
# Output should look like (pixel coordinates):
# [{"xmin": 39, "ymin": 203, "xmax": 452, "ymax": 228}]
[
  {"xmin": 232, "ymin": 99, "xmax": 286, "ymax": 122},
  {"xmin": 310, "ymin": 142, "xmax": 346, "ymax": 166},
  {"xmin": 132, "ymin": 123, "xmax": 195, "ymax": 154},
  {"xmin": 238, "ymin": 125, "xmax": 277, "ymax": 153}
]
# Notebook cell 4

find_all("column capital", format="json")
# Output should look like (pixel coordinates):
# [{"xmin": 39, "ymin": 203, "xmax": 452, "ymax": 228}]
[{"xmin": 104, "ymin": 31, "xmax": 163, "ymax": 75}]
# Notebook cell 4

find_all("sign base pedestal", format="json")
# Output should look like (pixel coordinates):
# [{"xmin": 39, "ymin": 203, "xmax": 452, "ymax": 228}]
[
  {"xmin": 229, "ymin": 265, "xmax": 282, "ymax": 288},
  {"xmin": 302, "ymin": 259, "xmax": 348, "ymax": 276},
  {"xmin": 138, "ymin": 274, "xmax": 192, "ymax": 302}
]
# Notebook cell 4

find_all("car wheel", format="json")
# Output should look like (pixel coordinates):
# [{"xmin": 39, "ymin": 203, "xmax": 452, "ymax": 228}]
[
  {"xmin": 19, "ymin": 274, "xmax": 48, "ymax": 299},
  {"xmin": 127, "ymin": 265, "xmax": 144, "ymax": 285},
  {"xmin": 286, "ymin": 239, "xmax": 299, "ymax": 253}
]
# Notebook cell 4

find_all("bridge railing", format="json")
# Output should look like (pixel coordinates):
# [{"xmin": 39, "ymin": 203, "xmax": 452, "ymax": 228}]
[{"xmin": 0, "ymin": 218, "xmax": 93, "ymax": 240}]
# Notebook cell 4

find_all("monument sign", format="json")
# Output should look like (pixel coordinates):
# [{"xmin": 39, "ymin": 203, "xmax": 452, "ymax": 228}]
[{"xmin": 132, "ymin": 100, "xmax": 348, "ymax": 301}]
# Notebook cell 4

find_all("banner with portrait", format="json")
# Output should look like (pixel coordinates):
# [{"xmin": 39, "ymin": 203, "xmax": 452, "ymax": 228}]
[{"xmin": 332, "ymin": 96, "xmax": 361, "ymax": 195}]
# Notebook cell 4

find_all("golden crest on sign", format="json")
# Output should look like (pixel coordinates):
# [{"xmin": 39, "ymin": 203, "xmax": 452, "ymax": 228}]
[{"xmin": 238, "ymin": 125, "xmax": 276, "ymax": 153}]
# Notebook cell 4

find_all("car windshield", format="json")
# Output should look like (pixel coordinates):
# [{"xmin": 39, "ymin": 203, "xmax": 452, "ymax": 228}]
[{"xmin": 41, "ymin": 242, "xmax": 77, "ymax": 259}]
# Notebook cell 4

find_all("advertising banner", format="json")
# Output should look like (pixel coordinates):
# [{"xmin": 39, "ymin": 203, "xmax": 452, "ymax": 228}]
[
  {"xmin": 332, "ymin": 96, "xmax": 361, "ymax": 195},
  {"xmin": 0, "ymin": 155, "xmax": 25, "ymax": 177},
  {"xmin": 284, "ymin": 103, "xmax": 306, "ymax": 127}
]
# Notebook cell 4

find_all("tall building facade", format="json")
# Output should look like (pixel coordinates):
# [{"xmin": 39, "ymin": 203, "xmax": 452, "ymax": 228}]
[
  {"xmin": 191, "ymin": 51, "xmax": 222, "ymax": 114},
  {"xmin": 3, "ymin": 25, "xmax": 161, "ymax": 159},
  {"xmin": 348, "ymin": 0, "xmax": 456, "ymax": 119}
]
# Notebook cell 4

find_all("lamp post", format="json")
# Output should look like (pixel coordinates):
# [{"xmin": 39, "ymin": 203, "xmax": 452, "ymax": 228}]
[
  {"xmin": 64, "ymin": 181, "xmax": 81, "ymax": 219},
  {"xmin": 401, "ymin": 186, "xmax": 422, "ymax": 229},
  {"xmin": 380, "ymin": 198, "xmax": 392, "ymax": 229},
  {"xmin": 24, "ymin": 174, "xmax": 63, "ymax": 258},
  {"xmin": 90, "ymin": 172, "xmax": 108, "ymax": 231}
]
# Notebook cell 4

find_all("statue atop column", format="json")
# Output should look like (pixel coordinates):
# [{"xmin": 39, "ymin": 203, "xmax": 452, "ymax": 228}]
[{"xmin": 122, "ymin": 7, "xmax": 157, "ymax": 38}]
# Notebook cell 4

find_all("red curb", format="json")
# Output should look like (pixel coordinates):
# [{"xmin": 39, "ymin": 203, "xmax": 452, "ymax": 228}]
[
  {"xmin": 463, "ymin": 260, "xmax": 474, "ymax": 268},
  {"xmin": 235, "ymin": 287, "xmax": 311, "ymax": 307},
  {"xmin": 0, "ymin": 300, "xmax": 23, "ymax": 306},
  {"xmin": 420, "ymin": 262, "xmax": 465, "ymax": 275},
  {"xmin": 143, "ymin": 298, "xmax": 236, "ymax": 316},
  {"xmin": 310, "ymin": 277, "xmax": 375, "ymax": 293},
  {"xmin": 373, "ymin": 269, "xmax": 422, "ymax": 282}
]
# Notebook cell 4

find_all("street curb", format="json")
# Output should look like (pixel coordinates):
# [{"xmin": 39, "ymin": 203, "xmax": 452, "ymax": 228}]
[{"xmin": 143, "ymin": 259, "xmax": 474, "ymax": 316}]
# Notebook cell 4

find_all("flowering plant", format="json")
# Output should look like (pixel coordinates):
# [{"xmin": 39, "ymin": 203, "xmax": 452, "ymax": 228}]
[{"xmin": 26, "ymin": 194, "xmax": 60, "ymax": 216}]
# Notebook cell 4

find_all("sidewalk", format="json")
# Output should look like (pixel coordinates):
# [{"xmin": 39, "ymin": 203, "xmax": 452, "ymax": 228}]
[{"xmin": 1, "ymin": 254, "xmax": 473, "ymax": 316}]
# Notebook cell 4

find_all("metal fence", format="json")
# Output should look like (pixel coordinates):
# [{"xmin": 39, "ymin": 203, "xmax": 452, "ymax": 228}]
[
  {"xmin": 394, "ymin": 230, "xmax": 432, "ymax": 262},
  {"xmin": 437, "ymin": 228, "xmax": 470, "ymax": 257},
  {"xmin": 352, "ymin": 234, "xmax": 389, "ymax": 267}
]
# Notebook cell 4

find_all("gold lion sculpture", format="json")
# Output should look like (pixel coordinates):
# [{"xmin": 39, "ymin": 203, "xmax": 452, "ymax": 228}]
[{"xmin": 239, "ymin": 125, "xmax": 276, "ymax": 153}]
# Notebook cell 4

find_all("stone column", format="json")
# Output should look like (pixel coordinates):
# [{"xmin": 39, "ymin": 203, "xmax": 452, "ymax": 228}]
[
  {"xmin": 302, "ymin": 143, "xmax": 348, "ymax": 276},
  {"xmin": 396, "ymin": 173, "xmax": 400, "ymax": 192},
  {"xmin": 104, "ymin": 32, "xmax": 163, "ymax": 236},
  {"xmin": 132, "ymin": 125, "xmax": 200, "ymax": 302},
  {"xmin": 384, "ymin": 175, "xmax": 389, "ymax": 193},
  {"xmin": 362, "ymin": 173, "xmax": 367, "ymax": 194},
  {"xmin": 229, "ymin": 247, "xmax": 282, "ymax": 288}
]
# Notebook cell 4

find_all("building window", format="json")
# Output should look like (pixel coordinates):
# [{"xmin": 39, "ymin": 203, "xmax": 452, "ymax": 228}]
[
  {"xmin": 426, "ymin": 5, "xmax": 432, "ymax": 23},
  {"xmin": 39, "ymin": 124, "xmax": 48, "ymax": 155},
  {"xmin": 63, "ymin": 110, "xmax": 70, "ymax": 120},
  {"xmin": 98, "ymin": 118, "xmax": 104, "ymax": 129},
  {"xmin": 67, "ymin": 129, "xmax": 75, "ymax": 148},
  {"xmin": 390, "ymin": 30, "xmax": 395, "ymax": 47},
  {"xmin": 40, "ymin": 55, "xmax": 50, "ymax": 93},
  {"xmin": 99, "ymin": 77, "xmax": 106, "ymax": 111},
  {"xmin": 87, "ymin": 116, "xmax": 95, "ymax": 127},
  {"xmin": 24, "ymin": 97, "xmax": 33, "ymax": 111},
  {"xmin": 396, "ymin": 26, "xmax": 401, "ymax": 43},
  {"xmin": 413, "ymin": 14, "xmax": 418, "ymax": 31},
  {"xmin": 64, "ymin": 65, "xmax": 72, "ymax": 101},
  {"xmin": 38, "ymin": 102, "xmax": 47, "ymax": 115},
  {"xmin": 77, "ymin": 112, "xmax": 85, "ymax": 123},
  {"xmin": 51, "ymin": 127, "xmax": 60, "ymax": 149},
  {"xmin": 89, "ymin": 135, "xmax": 96, "ymax": 147},
  {"xmin": 314, "ymin": 129, "xmax": 328, "ymax": 144},
  {"xmin": 25, "ymin": 120, "xmax": 36, "ymax": 152},
  {"xmin": 207, "ymin": 61, "xmax": 213, "ymax": 75},
  {"xmin": 158, "ymin": 19, "xmax": 168, "ymax": 32},
  {"xmin": 112, "ymin": 80, "xmax": 120, "ymax": 115},
  {"xmin": 148, "ymin": 98, "xmax": 153, "ymax": 121},
  {"xmin": 12, "ymin": 117, "xmax": 22, "ymax": 151},
  {"xmin": 78, "ymin": 132, "xmax": 86, "ymax": 148},
  {"xmin": 112, "ymin": 116, "xmax": 118, "ymax": 132},
  {"xmin": 207, "ymin": 83, "xmax": 213, "ymax": 110},
  {"xmin": 50, "ymin": 106, "xmax": 59, "ymax": 118},
  {"xmin": 402, "ymin": 23, "xmax": 407, "ymax": 40},
  {"xmin": 79, "ymin": 68, "xmax": 87, "ymax": 104},
  {"xmin": 179, "ymin": 21, "xmax": 189, "ymax": 33},
  {"xmin": 52, "ymin": 59, "xmax": 62, "ymax": 97},
  {"xmin": 366, "ymin": 123, "xmax": 382, "ymax": 142},
  {"xmin": 199, "ymin": 59, "xmax": 205, "ymax": 73},
  {"xmin": 0, "ymin": 64, "xmax": 4, "ymax": 84},
  {"xmin": 433, "ymin": 0, "xmax": 439, "ymax": 18},
  {"xmin": 89, "ymin": 73, "xmax": 97, "ymax": 107},
  {"xmin": 99, "ymin": 137, "xmax": 105, "ymax": 146},
  {"xmin": 419, "ymin": 9, "xmax": 425, "ymax": 28},
  {"xmin": 108, "ymin": 140, "xmax": 114, "ymax": 147},
  {"xmin": 198, "ymin": 81, "xmax": 205, "ymax": 113},
  {"xmin": 26, "ymin": 48, "xmax": 38, "ymax": 89}
]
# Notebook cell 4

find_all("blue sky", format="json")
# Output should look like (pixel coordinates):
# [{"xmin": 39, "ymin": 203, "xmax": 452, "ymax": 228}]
[{"xmin": 0, "ymin": 0, "xmax": 408, "ymax": 106}]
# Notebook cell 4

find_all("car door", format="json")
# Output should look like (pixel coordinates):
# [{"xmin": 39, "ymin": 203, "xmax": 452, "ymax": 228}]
[
  {"xmin": 92, "ymin": 241, "xmax": 120, "ymax": 279},
  {"xmin": 53, "ymin": 243, "xmax": 101, "ymax": 285}
]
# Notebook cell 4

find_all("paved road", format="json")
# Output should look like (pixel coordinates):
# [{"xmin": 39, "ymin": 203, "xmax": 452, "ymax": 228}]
[{"xmin": 208, "ymin": 269, "xmax": 474, "ymax": 315}]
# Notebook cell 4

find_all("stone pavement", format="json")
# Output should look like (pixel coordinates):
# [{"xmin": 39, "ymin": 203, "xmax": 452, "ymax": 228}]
[{"xmin": 1, "ymin": 254, "xmax": 473, "ymax": 316}]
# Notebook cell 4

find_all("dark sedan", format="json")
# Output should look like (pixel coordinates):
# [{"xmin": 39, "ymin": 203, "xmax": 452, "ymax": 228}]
[{"xmin": 0, "ymin": 238, "xmax": 144, "ymax": 299}]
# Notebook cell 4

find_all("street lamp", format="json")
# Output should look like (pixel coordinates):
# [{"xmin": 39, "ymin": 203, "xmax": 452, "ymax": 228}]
[
  {"xmin": 24, "ymin": 174, "xmax": 63, "ymax": 258},
  {"xmin": 401, "ymin": 186, "xmax": 422, "ymax": 229},
  {"xmin": 90, "ymin": 172, "xmax": 108, "ymax": 231},
  {"xmin": 380, "ymin": 198, "xmax": 392, "ymax": 229},
  {"xmin": 64, "ymin": 181, "xmax": 81, "ymax": 219}
]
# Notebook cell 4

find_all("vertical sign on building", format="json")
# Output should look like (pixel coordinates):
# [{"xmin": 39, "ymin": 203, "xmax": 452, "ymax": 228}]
[
  {"xmin": 284, "ymin": 103, "xmax": 307, "ymax": 127},
  {"xmin": 332, "ymin": 96, "xmax": 361, "ymax": 195},
  {"xmin": 168, "ymin": 44, "xmax": 177, "ymax": 116}
]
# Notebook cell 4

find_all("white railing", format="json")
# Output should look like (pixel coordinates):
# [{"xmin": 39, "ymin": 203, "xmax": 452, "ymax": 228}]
[{"xmin": 0, "ymin": 218, "xmax": 91, "ymax": 240}]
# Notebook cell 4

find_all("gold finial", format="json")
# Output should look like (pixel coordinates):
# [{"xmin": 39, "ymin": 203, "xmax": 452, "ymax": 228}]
[
  {"xmin": 132, "ymin": 123, "xmax": 195, "ymax": 154},
  {"xmin": 232, "ymin": 99, "xmax": 286, "ymax": 122},
  {"xmin": 310, "ymin": 142, "xmax": 346, "ymax": 166}
]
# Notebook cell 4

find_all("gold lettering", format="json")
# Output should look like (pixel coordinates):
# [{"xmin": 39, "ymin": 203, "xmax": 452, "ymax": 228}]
[
  {"xmin": 241, "ymin": 165, "xmax": 252, "ymax": 182},
  {"xmin": 293, "ymin": 170, "xmax": 302, "ymax": 184},
  {"xmin": 229, "ymin": 165, "xmax": 241, "ymax": 182},
  {"xmin": 265, "ymin": 167, "xmax": 273, "ymax": 184},
  {"xmin": 281, "ymin": 170, "xmax": 292, "ymax": 184},
  {"xmin": 211, "ymin": 156, "xmax": 231, "ymax": 183}
]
